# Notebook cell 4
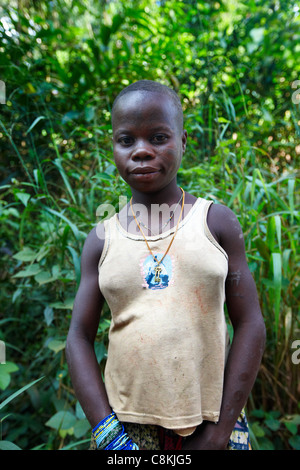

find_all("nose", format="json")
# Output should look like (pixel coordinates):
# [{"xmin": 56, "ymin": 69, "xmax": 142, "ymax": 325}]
[{"xmin": 131, "ymin": 139, "xmax": 155, "ymax": 161}]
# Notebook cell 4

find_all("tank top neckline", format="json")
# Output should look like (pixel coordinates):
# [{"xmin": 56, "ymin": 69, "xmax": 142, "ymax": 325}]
[{"xmin": 114, "ymin": 197, "xmax": 203, "ymax": 241}]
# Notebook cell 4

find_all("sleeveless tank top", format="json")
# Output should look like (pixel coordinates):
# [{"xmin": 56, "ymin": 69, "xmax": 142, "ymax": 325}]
[{"xmin": 98, "ymin": 198, "xmax": 229, "ymax": 436}]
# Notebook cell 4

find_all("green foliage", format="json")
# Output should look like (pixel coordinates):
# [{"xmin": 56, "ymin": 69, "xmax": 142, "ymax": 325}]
[{"xmin": 0, "ymin": 0, "xmax": 299, "ymax": 450}]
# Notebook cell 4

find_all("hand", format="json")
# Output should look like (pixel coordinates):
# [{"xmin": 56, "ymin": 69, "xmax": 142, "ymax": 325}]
[{"xmin": 181, "ymin": 422, "xmax": 229, "ymax": 450}]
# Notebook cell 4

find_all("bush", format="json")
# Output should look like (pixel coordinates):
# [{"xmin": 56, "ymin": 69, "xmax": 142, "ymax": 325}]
[{"xmin": 1, "ymin": 0, "xmax": 299, "ymax": 449}]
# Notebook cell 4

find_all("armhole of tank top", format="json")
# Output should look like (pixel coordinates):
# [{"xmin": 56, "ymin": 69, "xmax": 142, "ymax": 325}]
[
  {"xmin": 203, "ymin": 201, "xmax": 228, "ymax": 260},
  {"xmin": 98, "ymin": 219, "xmax": 110, "ymax": 269}
]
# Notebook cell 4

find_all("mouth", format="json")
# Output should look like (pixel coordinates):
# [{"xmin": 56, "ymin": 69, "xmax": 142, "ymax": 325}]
[{"xmin": 130, "ymin": 167, "xmax": 161, "ymax": 175}]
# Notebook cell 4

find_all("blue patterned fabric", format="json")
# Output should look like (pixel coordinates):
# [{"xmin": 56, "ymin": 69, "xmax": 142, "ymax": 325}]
[{"xmin": 227, "ymin": 409, "xmax": 252, "ymax": 450}]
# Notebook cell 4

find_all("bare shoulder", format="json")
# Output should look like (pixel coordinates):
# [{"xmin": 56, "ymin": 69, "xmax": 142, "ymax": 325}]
[
  {"xmin": 206, "ymin": 203, "xmax": 245, "ymax": 257},
  {"xmin": 80, "ymin": 223, "xmax": 105, "ymax": 274}
]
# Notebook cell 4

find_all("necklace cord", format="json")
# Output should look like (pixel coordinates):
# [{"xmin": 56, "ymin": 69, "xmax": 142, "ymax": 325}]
[
  {"xmin": 130, "ymin": 187, "xmax": 185, "ymax": 266},
  {"xmin": 138, "ymin": 191, "xmax": 183, "ymax": 235}
]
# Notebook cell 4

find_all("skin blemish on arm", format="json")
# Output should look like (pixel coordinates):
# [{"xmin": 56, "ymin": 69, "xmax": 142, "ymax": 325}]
[
  {"xmin": 226, "ymin": 270, "xmax": 242, "ymax": 286},
  {"xmin": 239, "ymin": 372, "xmax": 250, "ymax": 382},
  {"xmin": 226, "ymin": 270, "xmax": 245, "ymax": 298}
]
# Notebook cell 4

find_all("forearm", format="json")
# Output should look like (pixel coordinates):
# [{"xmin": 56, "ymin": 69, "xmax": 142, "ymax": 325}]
[
  {"xmin": 66, "ymin": 331, "xmax": 111, "ymax": 428},
  {"xmin": 183, "ymin": 317, "xmax": 265, "ymax": 450},
  {"xmin": 212, "ymin": 317, "xmax": 266, "ymax": 445}
]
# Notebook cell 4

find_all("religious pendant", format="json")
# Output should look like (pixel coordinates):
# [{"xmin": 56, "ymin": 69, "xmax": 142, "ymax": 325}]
[
  {"xmin": 154, "ymin": 265, "xmax": 162, "ymax": 283},
  {"xmin": 141, "ymin": 253, "xmax": 174, "ymax": 290}
]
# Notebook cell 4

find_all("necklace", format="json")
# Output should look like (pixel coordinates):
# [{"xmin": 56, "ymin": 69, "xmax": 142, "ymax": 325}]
[
  {"xmin": 130, "ymin": 188, "xmax": 185, "ymax": 280},
  {"xmin": 135, "ymin": 190, "xmax": 184, "ymax": 236}
]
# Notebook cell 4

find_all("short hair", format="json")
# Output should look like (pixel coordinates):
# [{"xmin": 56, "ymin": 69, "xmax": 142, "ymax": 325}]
[{"xmin": 111, "ymin": 80, "xmax": 183, "ymax": 129}]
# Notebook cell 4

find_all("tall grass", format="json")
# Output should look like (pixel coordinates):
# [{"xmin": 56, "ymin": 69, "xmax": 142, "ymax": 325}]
[
  {"xmin": 1, "ymin": 123, "xmax": 299, "ymax": 449},
  {"xmin": 0, "ymin": 0, "xmax": 299, "ymax": 448}
]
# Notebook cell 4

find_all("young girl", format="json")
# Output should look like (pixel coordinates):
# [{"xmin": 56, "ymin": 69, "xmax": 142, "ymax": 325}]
[{"xmin": 66, "ymin": 80, "xmax": 266, "ymax": 450}]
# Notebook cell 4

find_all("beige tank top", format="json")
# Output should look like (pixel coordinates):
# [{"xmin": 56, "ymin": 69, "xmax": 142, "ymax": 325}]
[{"xmin": 98, "ymin": 198, "xmax": 229, "ymax": 436}]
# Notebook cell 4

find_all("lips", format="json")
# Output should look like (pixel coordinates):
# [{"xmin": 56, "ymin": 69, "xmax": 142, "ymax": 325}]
[{"xmin": 131, "ymin": 166, "xmax": 161, "ymax": 175}]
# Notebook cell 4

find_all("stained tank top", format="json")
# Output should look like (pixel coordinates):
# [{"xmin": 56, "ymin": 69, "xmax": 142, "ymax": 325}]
[{"xmin": 98, "ymin": 197, "xmax": 229, "ymax": 436}]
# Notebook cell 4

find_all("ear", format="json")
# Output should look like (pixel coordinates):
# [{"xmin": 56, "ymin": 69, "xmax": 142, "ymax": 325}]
[{"xmin": 181, "ymin": 130, "xmax": 187, "ymax": 153}]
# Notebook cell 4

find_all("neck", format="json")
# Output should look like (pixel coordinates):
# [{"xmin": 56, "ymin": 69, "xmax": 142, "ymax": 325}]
[{"xmin": 130, "ymin": 180, "xmax": 182, "ymax": 207}]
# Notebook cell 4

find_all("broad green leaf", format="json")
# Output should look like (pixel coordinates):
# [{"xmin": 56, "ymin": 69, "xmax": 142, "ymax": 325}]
[
  {"xmin": 45, "ymin": 410, "xmax": 76, "ymax": 430},
  {"xmin": 49, "ymin": 297, "xmax": 74, "ymax": 310},
  {"xmin": 15, "ymin": 192, "xmax": 31, "ymax": 206},
  {"xmin": 251, "ymin": 421, "xmax": 265, "ymax": 437},
  {"xmin": 73, "ymin": 418, "xmax": 90, "ymax": 438},
  {"xmin": 284, "ymin": 421, "xmax": 298, "ymax": 435},
  {"xmin": 96, "ymin": 172, "xmax": 114, "ymax": 181},
  {"xmin": 47, "ymin": 339, "xmax": 66, "ymax": 353},
  {"xmin": 34, "ymin": 271, "xmax": 54, "ymax": 284},
  {"xmin": 283, "ymin": 414, "xmax": 300, "ymax": 426},
  {"xmin": 265, "ymin": 418, "xmax": 281, "ymax": 431},
  {"xmin": 289, "ymin": 435, "xmax": 300, "ymax": 450},
  {"xmin": 0, "ymin": 363, "xmax": 18, "ymax": 389},
  {"xmin": 217, "ymin": 116, "xmax": 231, "ymax": 123},
  {"xmin": 36, "ymin": 245, "xmax": 50, "ymax": 262},
  {"xmin": 12, "ymin": 247, "xmax": 37, "ymax": 262},
  {"xmin": 0, "ymin": 440, "xmax": 22, "ymax": 450},
  {"xmin": 0, "ymin": 371, "xmax": 10, "ymax": 390},
  {"xmin": 12, "ymin": 263, "xmax": 41, "ymax": 278},
  {"xmin": 75, "ymin": 401, "xmax": 86, "ymax": 420},
  {"xmin": 0, "ymin": 362, "xmax": 19, "ymax": 373}
]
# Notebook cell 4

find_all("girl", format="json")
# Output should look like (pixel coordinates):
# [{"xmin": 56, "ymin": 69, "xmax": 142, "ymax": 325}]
[{"xmin": 66, "ymin": 80, "xmax": 265, "ymax": 450}]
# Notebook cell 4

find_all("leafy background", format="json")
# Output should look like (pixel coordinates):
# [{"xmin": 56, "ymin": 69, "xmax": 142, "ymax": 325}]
[{"xmin": 0, "ymin": 0, "xmax": 299, "ymax": 450}]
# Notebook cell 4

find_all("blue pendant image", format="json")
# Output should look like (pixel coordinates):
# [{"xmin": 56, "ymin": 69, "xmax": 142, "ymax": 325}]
[{"xmin": 141, "ymin": 253, "xmax": 173, "ymax": 290}]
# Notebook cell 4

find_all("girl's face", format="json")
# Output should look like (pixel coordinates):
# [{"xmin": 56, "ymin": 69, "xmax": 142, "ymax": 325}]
[{"xmin": 112, "ymin": 91, "xmax": 187, "ymax": 194}]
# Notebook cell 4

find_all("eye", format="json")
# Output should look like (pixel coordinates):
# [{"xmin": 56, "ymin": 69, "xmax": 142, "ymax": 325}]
[
  {"xmin": 118, "ymin": 136, "xmax": 134, "ymax": 146},
  {"xmin": 152, "ymin": 134, "xmax": 168, "ymax": 144}
]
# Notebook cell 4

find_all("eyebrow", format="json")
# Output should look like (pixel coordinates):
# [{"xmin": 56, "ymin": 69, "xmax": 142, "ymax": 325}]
[{"xmin": 114, "ymin": 125, "xmax": 174, "ymax": 136}]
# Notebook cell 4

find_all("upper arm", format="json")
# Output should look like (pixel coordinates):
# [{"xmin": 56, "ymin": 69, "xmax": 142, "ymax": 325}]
[
  {"xmin": 207, "ymin": 204, "xmax": 263, "ymax": 330},
  {"xmin": 68, "ymin": 224, "xmax": 105, "ymax": 342}
]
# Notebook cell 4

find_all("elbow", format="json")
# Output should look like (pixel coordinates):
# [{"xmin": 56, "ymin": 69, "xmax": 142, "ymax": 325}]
[
  {"xmin": 233, "ymin": 314, "xmax": 266, "ymax": 357},
  {"xmin": 65, "ymin": 323, "xmax": 94, "ymax": 361},
  {"xmin": 65, "ymin": 325, "xmax": 82, "ymax": 365},
  {"xmin": 65, "ymin": 330, "xmax": 75, "ymax": 367}
]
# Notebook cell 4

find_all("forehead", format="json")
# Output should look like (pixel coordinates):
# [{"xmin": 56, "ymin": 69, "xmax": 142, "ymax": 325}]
[{"xmin": 112, "ymin": 90, "xmax": 180, "ymax": 130}]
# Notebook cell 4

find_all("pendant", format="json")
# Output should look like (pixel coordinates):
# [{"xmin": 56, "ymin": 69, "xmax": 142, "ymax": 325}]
[
  {"xmin": 141, "ymin": 253, "xmax": 174, "ymax": 290},
  {"xmin": 154, "ymin": 265, "xmax": 162, "ymax": 283}
]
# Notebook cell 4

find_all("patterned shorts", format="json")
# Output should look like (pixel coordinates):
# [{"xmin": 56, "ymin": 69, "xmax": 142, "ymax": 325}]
[{"xmin": 90, "ymin": 409, "xmax": 251, "ymax": 450}]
